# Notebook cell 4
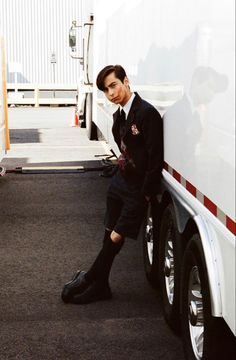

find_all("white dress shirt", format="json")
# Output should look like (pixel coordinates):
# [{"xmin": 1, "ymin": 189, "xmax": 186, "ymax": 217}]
[{"xmin": 120, "ymin": 93, "xmax": 136, "ymax": 119}]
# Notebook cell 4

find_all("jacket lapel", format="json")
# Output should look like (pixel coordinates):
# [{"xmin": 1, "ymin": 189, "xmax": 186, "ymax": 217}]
[
  {"xmin": 123, "ymin": 92, "xmax": 142, "ymax": 137},
  {"xmin": 112, "ymin": 93, "xmax": 142, "ymax": 140}
]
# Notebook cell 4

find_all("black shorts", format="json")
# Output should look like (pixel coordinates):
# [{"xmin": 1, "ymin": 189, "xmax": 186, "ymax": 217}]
[{"xmin": 104, "ymin": 169, "xmax": 147, "ymax": 239}]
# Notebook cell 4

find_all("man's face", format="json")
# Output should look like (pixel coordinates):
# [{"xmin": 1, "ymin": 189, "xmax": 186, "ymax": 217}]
[{"xmin": 103, "ymin": 72, "xmax": 131, "ymax": 106}]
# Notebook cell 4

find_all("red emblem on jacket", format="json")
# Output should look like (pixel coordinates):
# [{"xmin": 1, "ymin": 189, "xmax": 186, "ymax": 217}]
[{"xmin": 131, "ymin": 124, "xmax": 140, "ymax": 135}]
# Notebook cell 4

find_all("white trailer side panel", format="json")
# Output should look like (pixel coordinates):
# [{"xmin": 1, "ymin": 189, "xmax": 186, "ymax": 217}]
[
  {"xmin": 93, "ymin": 0, "xmax": 235, "ymax": 334},
  {"xmin": 94, "ymin": 0, "xmax": 235, "ymax": 221}
]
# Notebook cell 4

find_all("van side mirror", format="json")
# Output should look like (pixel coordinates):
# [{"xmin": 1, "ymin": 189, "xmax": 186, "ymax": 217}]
[{"xmin": 69, "ymin": 22, "xmax": 77, "ymax": 51}]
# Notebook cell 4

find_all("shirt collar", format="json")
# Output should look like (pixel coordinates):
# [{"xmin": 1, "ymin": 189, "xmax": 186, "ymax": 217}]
[{"xmin": 120, "ymin": 93, "xmax": 135, "ymax": 119}]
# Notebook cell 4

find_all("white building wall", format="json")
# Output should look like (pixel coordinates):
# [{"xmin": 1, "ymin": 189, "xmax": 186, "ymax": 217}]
[{"xmin": 0, "ymin": 0, "xmax": 82, "ymax": 84}]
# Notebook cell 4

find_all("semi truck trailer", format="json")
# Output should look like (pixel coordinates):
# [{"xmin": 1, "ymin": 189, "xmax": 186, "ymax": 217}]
[{"xmin": 69, "ymin": 1, "xmax": 235, "ymax": 358}]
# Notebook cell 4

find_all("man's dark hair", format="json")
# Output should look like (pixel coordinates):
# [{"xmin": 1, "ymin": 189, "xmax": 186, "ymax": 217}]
[{"xmin": 96, "ymin": 65, "xmax": 127, "ymax": 91}]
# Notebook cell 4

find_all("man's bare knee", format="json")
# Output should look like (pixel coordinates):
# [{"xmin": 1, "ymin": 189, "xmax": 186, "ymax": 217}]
[{"xmin": 111, "ymin": 230, "xmax": 123, "ymax": 243}]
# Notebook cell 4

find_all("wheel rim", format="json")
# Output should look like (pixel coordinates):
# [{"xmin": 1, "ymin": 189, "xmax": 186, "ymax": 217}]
[
  {"xmin": 145, "ymin": 214, "xmax": 153, "ymax": 265},
  {"xmin": 188, "ymin": 266, "xmax": 204, "ymax": 360},
  {"xmin": 164, "ymin": 229, "xmax": 174, "ymax": 305}
]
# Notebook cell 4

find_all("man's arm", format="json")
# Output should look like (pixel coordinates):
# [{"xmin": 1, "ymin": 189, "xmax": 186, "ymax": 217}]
[{"xmin": 142, "ymin": 107, "xmax": 164, "ymax": 198}]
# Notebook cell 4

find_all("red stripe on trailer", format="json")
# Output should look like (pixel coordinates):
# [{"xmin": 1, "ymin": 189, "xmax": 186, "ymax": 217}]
[
  {"xmin": 164, "ymin": 162, "xmax": 235, "ymax": 236},
  {"xmin": 173, "ymin": 169, "xmax": 181, "ymax": 182},
  {"xmin": 186, "ymin": 180, "xmax": 197, "ymax": 197},
  {"xmin": 204, "ymin": 196, "xmax": 217, "ymax": 216},
  {"xmin": 164, "ymin": 161, "xmax": 168, "ymax": 171},
  {"xmin": 226, "ymin": 216, "xmax": 236, "ymax": 236}
]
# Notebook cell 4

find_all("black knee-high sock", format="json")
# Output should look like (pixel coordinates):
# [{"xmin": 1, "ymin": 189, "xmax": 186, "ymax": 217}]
[
  {"xmin": 103, "ymin": 229, "xmax": 112, "ymax": 244},
  {"xmin": 85, "ymin": 231, "xmax": 124, "ymax": 284}
]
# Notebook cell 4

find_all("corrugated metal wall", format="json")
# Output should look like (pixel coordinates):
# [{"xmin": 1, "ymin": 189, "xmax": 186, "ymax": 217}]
[{"xmin": 0, "ymin": 0, "xmax": 82, "ymax": 84}]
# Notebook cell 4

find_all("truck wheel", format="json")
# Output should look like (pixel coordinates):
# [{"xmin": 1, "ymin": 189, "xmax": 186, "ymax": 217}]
[
  {"xmin": 159, "ymin": 203, "xmax": 182, "ymax": 332},
  {"xmin": 181, "ymin": 234, "xmax": 232, "ymax": 360},
  {"xmin": 142, "ymin": 201, "xmax": 159, "ymax": 287},
  {"xmin": 85, "ymin": 93, "xmax": 97, "ymax": 140}
]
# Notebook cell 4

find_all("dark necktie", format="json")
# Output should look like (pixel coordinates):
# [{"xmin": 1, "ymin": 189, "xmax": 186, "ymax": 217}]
[{"xmin": 119, "ymin": 109, "xmax": 126, "ymax": 138}]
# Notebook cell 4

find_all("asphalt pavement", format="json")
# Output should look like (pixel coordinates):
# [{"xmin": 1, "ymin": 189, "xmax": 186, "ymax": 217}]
[{"xmin": 0, "ymin": 107, "xmax": 184, "ymax": 360}]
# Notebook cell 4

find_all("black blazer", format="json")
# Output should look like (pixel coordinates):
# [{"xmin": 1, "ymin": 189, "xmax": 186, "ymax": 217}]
[{"xmin": 112, "ymin": 93, "xmax": 163, "ymax": 197}]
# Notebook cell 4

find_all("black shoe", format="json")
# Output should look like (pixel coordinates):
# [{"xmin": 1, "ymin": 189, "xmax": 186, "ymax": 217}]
[
  {"xmin": 70, "ymin": 281, "xmax": 112, "ymax": 304},
  {"xmin": 61, "ymin": 270, "xmax": 89, "ymax": 303}
]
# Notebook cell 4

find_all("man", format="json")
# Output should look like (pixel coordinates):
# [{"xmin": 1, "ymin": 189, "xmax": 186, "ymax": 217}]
[{"xmin": 61, "ymin": 65, "xmax": 163, "ymax": 304}]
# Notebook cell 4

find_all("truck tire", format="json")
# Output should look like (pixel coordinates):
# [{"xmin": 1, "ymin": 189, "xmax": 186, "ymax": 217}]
[
  {"xmin": 181, "ymin": 234, "xmax": 234, "ymax": 360},
  {"xmin": 159, "ymin": 203, "xmax": 182, "ymax": 333},
  {"xmin": 85, "ymin": 93, "xmax": 97, "ymax": 140},
  {"xmin": 142, "ymin": 201, "xmax": 159, "ymax": 287}
]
